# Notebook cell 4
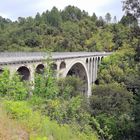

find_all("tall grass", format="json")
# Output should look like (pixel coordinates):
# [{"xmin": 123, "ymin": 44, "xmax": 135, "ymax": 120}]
[{"xmin": 1, "ymin": 100, "xmax": 98, "ymax": 140}]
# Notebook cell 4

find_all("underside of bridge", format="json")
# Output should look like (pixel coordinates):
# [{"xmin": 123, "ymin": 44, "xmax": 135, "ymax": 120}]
[
  {"xmin": 17, "ymin": 66, "xmax": 30, "ymax": 80},
  {"xmin": 66, "ymin": 62, "xmax": 88, "ymax": 95}
]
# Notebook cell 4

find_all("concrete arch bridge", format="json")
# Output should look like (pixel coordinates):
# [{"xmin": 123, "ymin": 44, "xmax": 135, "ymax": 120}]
[{"xmin": 0, "ymin": 52, "xmax": 111, "ymax": 96}]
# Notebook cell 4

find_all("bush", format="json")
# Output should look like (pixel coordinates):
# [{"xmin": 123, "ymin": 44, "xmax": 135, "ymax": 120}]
[
  {"xmin": 90, "ymin": 83, "xmax": 133, "ymax": 116},
  {"xmin": 2, "ymin": 100, "xmax": 98, "ymax": 140},
  {"xmin": 0, "ymin": 69, "xmax": 28, "ymax": 100},
  {"xmin": 33, "ymin": 59, "xmax": 58, "ymax": 99},
  {"xmin": 57, "ymin": 76, "xmax": 84, "ymax": 99},
  {"xmin": 90, "ymin": 83, "xmax": 134, "ymax": 140}
]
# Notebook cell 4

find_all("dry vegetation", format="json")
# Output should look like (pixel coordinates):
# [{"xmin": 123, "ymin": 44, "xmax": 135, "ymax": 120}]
[{"xmin": 0, "ymin": 106, "xmax": 29, "ymax": 140}]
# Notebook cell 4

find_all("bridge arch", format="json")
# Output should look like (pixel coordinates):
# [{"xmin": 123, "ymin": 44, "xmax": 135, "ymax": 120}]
[
  {"xmin": 101, "ymin": 56, "xmax": 104, "ymax": 61},
  {"xmin": 36, "ymin": 64, "xmax": 45, "ymax": 74},
  {"xmin": 51, "ymin": 63, "xmax": 57, "ymax": 70},
  {"xmin": 63, "ymin": 61, "xmax": 90, "ymax": 96},
  {"xmin": 0, "ymin": 68, "xmax": 3, "ymax": 74},
  {"xmin": 17, "ymin": 66, "xmax": 30, "ymax": 81},
  {"xmin": 60, "ymin": 61, "xmax": 66, "ymax": 69}
]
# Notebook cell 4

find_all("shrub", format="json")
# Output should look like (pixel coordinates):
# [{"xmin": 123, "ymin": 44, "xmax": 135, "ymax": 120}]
[
  {"xmin": 0, "ymin": 69, "xmax": 28, "ymax": 100},
  {"xmin": 2, "ymin": 100, "xmax": 99, "ymax": 140},
  {"xmin": 90, "ymin": 83, "xmax": 133, "ymax": 116},
  {"xmin": 57, "ymin": 76, "xmax": 84, "ymax": 99},
  {"xmin": 33, "ymin": 58, "xmax": 58, "ymax": 99}
]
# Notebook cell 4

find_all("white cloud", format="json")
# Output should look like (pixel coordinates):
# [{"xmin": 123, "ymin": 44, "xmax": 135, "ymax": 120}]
[
  {"xmin": 0, "ymin": 0, "xmax": 123, "ymax": 20},
  {"xmin": 35, "ymin": 0, "xmax": 114, "ymax": 15},
  {"xmin": 0, "ymin": 12, "xmax": 9, "ymax": 19},
  {"xmin": 33, "ymin": 0, "xmax": 123, "ymax": 20}
]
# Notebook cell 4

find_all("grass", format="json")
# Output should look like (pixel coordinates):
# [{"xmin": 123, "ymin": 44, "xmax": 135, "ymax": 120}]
[
  {"xmin": 0, "ymin": 100, "xmax": 98, "ymax": 140},
  {"xmin": 0, "ymin": 105, "xmax": 29, "ymax": 140}
]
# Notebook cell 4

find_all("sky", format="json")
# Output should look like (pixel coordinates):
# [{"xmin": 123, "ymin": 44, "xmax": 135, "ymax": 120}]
[{"xmin": 0, "ymin": 0, "xmax": 124, "ymax": 21}]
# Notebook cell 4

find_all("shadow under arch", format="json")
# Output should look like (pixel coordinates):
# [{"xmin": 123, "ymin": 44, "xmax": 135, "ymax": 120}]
[
  {"xmin": 0, "ymin": 68, "xmax": 3, "ymax": 74},
  {"xmin": 17, "ymin": 66, "xmax": 30, "ymax": 81},
  {"xmin": 60, "ymin": 61, "xmax": 66, "ymax": 69},
  {"xmin": 65, "ymin": 62, "xmax": 89, "ymax": 95},
  {"xmin": 36, "ymin": 64, "xmax": 45, "ymax": 74},
  {"xmin": 51, "ymin": 63, "xmax": 57, "ymax": 71}
]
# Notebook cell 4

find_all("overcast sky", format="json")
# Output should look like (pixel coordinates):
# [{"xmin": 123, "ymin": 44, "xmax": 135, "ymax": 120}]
[{"xmin": 0, "ymin": 0, "xmax": 124, "ymax": 21}]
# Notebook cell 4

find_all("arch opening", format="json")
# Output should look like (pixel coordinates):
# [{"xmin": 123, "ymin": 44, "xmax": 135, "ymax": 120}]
[
  {"xmin": 0, "ymin": 68, "xmax": 3, "ymax": 74},
  {"xmin": 86, "ymin": 58, "xmax": 88, "ymax": 63},
  {"xmin": 17, "ymin": 66, "xmax": 30, "ymax": 81},
  {"xmin": 86, "ymin": 58, "xmax": 88, "ymax": 69},
  {"xmin": 60, "ymin": 61, "xmax": 66, "ymax": 69},
  {"xmin": 101, "ymin": 56, "xmax": 104, "ymax": 61},
  {"xmin": 51, "ymin": 63, "xmax": 57, "ymax": 71},
  {"xmin": 36, "ymin": 64, "xmax": 45, "ymax": 74},
  {"xmin": 66, "ymin": 62, "xmax": 88, "ymax": 95}
]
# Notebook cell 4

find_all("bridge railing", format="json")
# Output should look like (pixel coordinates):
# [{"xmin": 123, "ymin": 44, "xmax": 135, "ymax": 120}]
[{"xmin": 0, "ymin": 52, "xmax": 47, "ymax": 57}]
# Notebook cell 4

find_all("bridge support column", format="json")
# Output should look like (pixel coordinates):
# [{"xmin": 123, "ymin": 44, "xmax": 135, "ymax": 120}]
[
  {"xmin": 90, "ymin": 59, "xmax": 93, "ymax": 83},
  {"xmin": 56, "ymin": 62, "xmax": 60, "ymax": 78},
  {"xmin": 30, "ymin": 66, "xmax": 35, "ymax": 86},
  {"xmin": 87, "ymin": 82, "xmax": 91, "ymax": 96},
  {"xmin": 92, "ymin": 58, "xmax": 95, "ymax": 83},
  {"xmin": 95, "ymin": 57, "xmax": 98, "ymax": 81},
  {"xmin": 88, "ymin": 59, "xmax": 90, "ymax": 73},
  {"xmin": 93, "ymin": 57, "xmax": 96, "ymax": 83}
]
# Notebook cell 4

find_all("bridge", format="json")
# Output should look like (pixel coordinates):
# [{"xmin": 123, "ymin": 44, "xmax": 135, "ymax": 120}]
[{"xmin": 0, "ymin": 52, "xmax": 112, "ymax": 96}]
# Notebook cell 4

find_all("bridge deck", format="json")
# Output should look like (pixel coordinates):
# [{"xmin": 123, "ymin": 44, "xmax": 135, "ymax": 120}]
[{"xmin": 0, "ymin": 52, "xmax": 112, "ymax": 65}]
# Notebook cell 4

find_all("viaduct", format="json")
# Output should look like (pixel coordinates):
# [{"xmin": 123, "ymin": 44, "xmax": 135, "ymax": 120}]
[{"xmin": 0, "ymin": 52, "xmax": 111, "ymax": 96}]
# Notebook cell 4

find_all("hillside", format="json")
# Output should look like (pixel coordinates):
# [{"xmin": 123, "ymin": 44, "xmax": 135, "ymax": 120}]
[{"xmin": 0, "ymin": 5, "xmax": 139, "ymax": 53}]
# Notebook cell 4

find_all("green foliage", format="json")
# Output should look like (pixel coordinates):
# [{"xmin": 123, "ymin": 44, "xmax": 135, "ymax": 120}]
[
  {"xmin": 120, "ymin": 13, "xmax": 138, "ymax": 26},
  {"xmin": 95, "ymin": 114, "xmax": 134, "ymax": 140},
  {"xmin": 57, "ymin": 76, "xmax": 84, "ymax": 99},
  {"xmin": 99, "ymin": 45, "xmax": 137, "ymax": 87},
  {"xmin": 2, "ymin": 100, "xmax": 98, "ymax": 140},
  {"xmin": 42, "ymin": 96, "xmax": 91, "ymax": 130},
  {"xmin": 90, "ymin": 83, "xmax": 133, "ymax": 116},
  {"xmin": 85, "ymin": 28, "xmax": 115, "ymax": 51},
  {"xmin": 0, "ymin": 69, "xmax": 28, "ymax": 100},
  {"xmin": 34, "ymin": 58, "xmax": 58, "ymax": 99},
  {"xmin": 90, "ymin": 83, "xmax": 134, "ymax": 140},
  {"xmin": 62, "ymin": 6, "xmax": 83, "ymax": 21},
  {"xmin": 46, "ymin": 7, "xmax": 62, "ymax": 27},
  {"xmin": 105, "ymin": 13, "xmax": 112, "ymax": 23},
  {"xmin": 4, "ymin": 100, "xmax": 32, "ymax": 119},
  {"xmin": 133, "ymin": 67, "xmax": 140, "ymax": 139}
]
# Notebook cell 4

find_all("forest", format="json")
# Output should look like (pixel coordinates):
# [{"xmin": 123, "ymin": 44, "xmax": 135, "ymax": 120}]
[{"xmin": 0, "ymin": 0, "xmax": 140, "ymax": 140}]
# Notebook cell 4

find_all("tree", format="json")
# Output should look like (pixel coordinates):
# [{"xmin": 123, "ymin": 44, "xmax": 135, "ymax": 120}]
[
  {"xmin": 120, "ymin": 13, "xmax": 138, "ymax": 26},
  {"xmin": 113, "ymin": 16, "xmax": 117, "ymax": 23},
  {"xmin": 90, "ymin": 83, "xmax": 133, "ymax": 116},
  {"xmin": 47, "ymin": 7, "xmax": 62, "ymax": 27},
  {"xmin": 90, "ymin": 83, "xmax": 134, "ymax": 140},
  {"xmin": 91, "ymin": 13, "xmax": 97, "ymax": 22},
  {"xmin": 62, "ymin": 6, "xmax": 82, "ymax": 21},
  {"xmin": 18, "ymin": 17, "xmax": 26, "ymax": 25},
  {"xmin": 96, "ymin": 16, "xmax": 105, "ymax": 27},
  {"xmin": 57, "ymin": 76, "xmax": 84, "ymax": 99},
  {"xmin": 123, "ymin": 0, "xmax": 140, "ymax": 18},
  {"xmin": 105, "ymin": 13, "xmax": 111, "ymax": 23}
]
